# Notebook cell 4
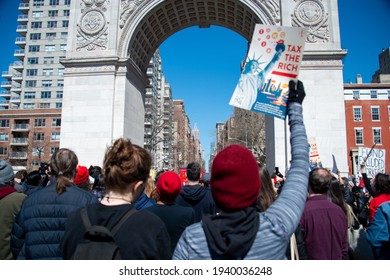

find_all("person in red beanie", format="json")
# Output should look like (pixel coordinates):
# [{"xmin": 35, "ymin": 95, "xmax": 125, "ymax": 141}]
[
  {"xmin": 173, "ymin": 80, "xmax": 309, "ymax": 260},
  {"xmin": 74, "ymin": 165, "xmax": 92, "ymax": 191},
  {"xmin": 146, "ymin": 171, "xmax": 195, "ymax": 255}
]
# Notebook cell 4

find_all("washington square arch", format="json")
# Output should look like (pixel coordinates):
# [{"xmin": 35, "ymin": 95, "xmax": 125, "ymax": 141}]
[{"xmin": 60, "ymin": 0, "xmax": 348, "ymax": 175}]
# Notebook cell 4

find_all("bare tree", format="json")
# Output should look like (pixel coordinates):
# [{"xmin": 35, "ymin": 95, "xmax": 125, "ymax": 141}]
[{"xmin": 229, "ymin": 108, "xmax": 266, "ymax": 164}]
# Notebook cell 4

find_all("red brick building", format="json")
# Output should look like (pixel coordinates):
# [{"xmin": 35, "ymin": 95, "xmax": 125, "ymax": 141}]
[
  {"xmin": 0, "ymin": 109, "xmax": 61, "ymax": 171},
  {"xmin": 344, "ymin": 81, "xmax": 390, "ymax": 175}
]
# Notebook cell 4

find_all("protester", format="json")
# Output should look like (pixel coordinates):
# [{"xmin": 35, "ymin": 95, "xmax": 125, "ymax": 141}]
[
  {"xmin": 173, "ymin": 80, "xmax": 309, "ymax": 259},
  {"xmin": 61, "ymin": 138, "xmax": 171, "ymax": 259},
  {"xmin": 74, "ymin": 165, "xmax": 93, "ymax": 191},
  {"xmin": 368, "ymin": 172, "xmax": 390, "ymax": 224},
  {"xmin": 90, "ymin": 173, "xmax": 106, "ymax": 201},
  {"xmin": 176, "ymin": 162, "xmax": 216, "ymax": 222},
  {"xmin": 0, "ymin": 160, "xmax": 26, "ymax": 260},
  {"xmin": 147, "ymin": 171, "xmax": 195, "ymax": 254},
  {"xmin": 257, "ymin": 165, "xmax": 308, "ymax": 260},
  {"xmin": 23, "ymin": 170, "xmax": 43, "ymax": 196},
  {"xmin": 300, "ymin": 168, "xmax": 348, "ymax": 259},
  {"xmin": 13, "ymin": 169, "xmax": 27, "ymax": 193},
  {"xmin": 366, "ymin": 201, "xmax": 390, "ymax": 259},
  {"xmin": 11, "ymin": 148, "xmax": 98, "ymax": 259},
  {"xmin": 200, "ymin": 173, "xmax": 211, "ymax": 188}
]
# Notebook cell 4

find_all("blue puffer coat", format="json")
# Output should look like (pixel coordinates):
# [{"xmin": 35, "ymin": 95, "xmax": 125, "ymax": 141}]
[{"xmin": 11, "ymin": 179, "xmax": 98, "ymax": 259}]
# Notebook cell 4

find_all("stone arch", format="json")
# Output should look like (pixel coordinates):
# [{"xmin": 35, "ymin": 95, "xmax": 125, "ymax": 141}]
[
  {"xmin": 62, "ymin": 0, "xmax": 348, "ymax": 176},
  {"xmin": 118, "ymin": 0, "xmax": 279, "ymax": 73}
]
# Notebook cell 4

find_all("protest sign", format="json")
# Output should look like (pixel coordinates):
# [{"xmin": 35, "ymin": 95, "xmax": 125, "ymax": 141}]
[
  {"xmin": 358, "ymin": 147, "xmax": 386, "ymax": 178},
  {"xmin": 229, "ymin": 24, "xmax": 306, "ymax": 119},
  {"xmin": 308, "ymin": 137, "xmax": 322, "ymax": 171}
]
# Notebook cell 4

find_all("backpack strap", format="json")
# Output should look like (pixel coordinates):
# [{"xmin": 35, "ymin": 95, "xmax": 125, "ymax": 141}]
[
  {"xmin": 80, "ymin": 207, "xmax": 138, "ymax": 237},
  {"xmin": 111, "ymin": 208, "xmax": 137, "ymax": 236}
]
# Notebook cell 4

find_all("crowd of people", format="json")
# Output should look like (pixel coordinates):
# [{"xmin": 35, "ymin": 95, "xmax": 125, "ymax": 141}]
[{"xmin": 0, "ymin": 80, "xmax": 389, "ymax": 260}]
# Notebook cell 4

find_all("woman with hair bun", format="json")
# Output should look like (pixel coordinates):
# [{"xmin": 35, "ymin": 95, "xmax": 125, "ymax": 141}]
[
  {"xmin": 11, "ymin": 148, "xmax": 98, "ymax": 259},
  {"xmin": 61, "ymin": 138, "xmax": 171, "ymax": 259}
]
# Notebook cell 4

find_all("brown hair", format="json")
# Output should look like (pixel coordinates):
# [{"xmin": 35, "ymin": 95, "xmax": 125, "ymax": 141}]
[
  {"xmin": 103, "ymin": 138, "xmax": 152, "ymax": 195},
  {"xmin": 50, "ymin": 148, "xmax": 78, "ymax": 195},
  {"xmin": 256, "ymin": 165, "xmax": 277, "ymax": 212}
]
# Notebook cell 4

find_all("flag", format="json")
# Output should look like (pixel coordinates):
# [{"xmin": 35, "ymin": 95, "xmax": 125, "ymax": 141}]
[{"xmin": 331, "ymin": 154, "xmax": 338, "ymax": 174}]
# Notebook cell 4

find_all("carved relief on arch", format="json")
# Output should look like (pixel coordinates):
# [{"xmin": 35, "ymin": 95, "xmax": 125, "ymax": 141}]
[
  {"xmin": 291, "ymin": 0, "xmax": 329, "ymax": 43},
  {"xmin": 120, "ymin": 0, "xmax": 144, "ymax": 29},
  {"xmin": 77, "ymin": 0, "xmax": 110, "ymax": 51},
  {"xmin": 252, "ymin": 0, "xmax": 281, "ymax": 24}
]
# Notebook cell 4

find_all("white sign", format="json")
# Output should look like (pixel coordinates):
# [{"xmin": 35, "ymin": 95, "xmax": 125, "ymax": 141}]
[{"xmin": 358, "ymin": 147, "xmax": 386, "ymax": 178}]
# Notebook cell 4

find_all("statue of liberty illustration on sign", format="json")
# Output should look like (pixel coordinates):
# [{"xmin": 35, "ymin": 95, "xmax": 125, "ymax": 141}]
[{"xmin": 229, "ymin": 24, "xmax": 307, "ymax": 120}]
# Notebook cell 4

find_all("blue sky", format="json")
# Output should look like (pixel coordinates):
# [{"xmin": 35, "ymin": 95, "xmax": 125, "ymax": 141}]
[{"xmin": 1, "ymin": 0, "xmax": 389, "ymax": 169}]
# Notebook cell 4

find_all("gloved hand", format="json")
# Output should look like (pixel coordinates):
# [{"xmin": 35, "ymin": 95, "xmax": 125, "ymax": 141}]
[{"xmin": 287, "ymin": 80, "xmax": 305, "ymax": 104}]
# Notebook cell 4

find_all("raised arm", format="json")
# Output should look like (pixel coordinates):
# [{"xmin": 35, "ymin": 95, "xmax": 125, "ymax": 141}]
[{"xmin": 266, "ymin": 80, "xmax": 309, "ymax": 234}]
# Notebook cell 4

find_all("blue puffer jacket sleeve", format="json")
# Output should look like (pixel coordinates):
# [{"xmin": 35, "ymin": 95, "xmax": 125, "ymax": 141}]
[
  {"xmin": 366, "ymin": 201, "xmax": 390, "ymax": 259},
  {"xmin": 11, "ymin": 182, "xmax": 98, "ymax": 260}
]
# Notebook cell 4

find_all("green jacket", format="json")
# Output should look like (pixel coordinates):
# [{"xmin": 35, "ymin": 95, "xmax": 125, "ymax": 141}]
[{"xmin": 0, "ymin": 187, "xmax": 26, "ymax": 260}]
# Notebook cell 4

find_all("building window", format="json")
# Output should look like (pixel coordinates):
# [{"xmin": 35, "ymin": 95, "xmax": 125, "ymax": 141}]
[
  {"xmin": 30, "ymin": 33, "xmax": 41, "ymax": 40},
  {"xmin": 55, "ymin": 103, "xmax": 62, "ymax": 108},
  {"xmin": 51, "ymin": 132, "xmax": 60, "ymax": 141},
  {"xmin": 0, "ymin": 147, "xmax": 8, "ymax": 156},
  {"xmin": 41, "ymin": 91, "xmax": 52, "ymax": 99},
  {"xmin": 45, "ymin": 45, "xmax": 56, "ymax": 52},
  {"xmin": 34, "ymin": 119, "xmax": 46, "ymax": 127},
  {"xmin": 371, "ymin": 107, "xmax": 380, "ymax": 121},
  {"xmin": 61, "ymin": 32, "xmax": 68, "ymax": 39},
  {"xmin": 24, "ymin": 92, "xmax": 36, "ymax": 99},
  {"xmin": 50, "ymin": 0, "xmax": 60, "ymax": 5},
  {"xmin": 27, "ymin": 57, "xmax": 39, "ymax": 64},
  {"xmin": 64, "ymin": 0, "xmax": 71, "ymax": 4},
  {"xmin": 47, "ymin": 21, "xmax": 57, "ymax": 28},
  {"xmin": 0, "ymin": 133, "xmax": 9, "ymax": 142},
  {"xmin": 26, "ymin": 69, "xmax": 38, "ymax": 76},
  {"xmin": 62, "ymin": 21, "xmax": 69, "ymax": 28},
  {"xmin": 388, "ymin": 90, "xmax": 390, "ymax": 100},
  {"xmin": 0, "ymin": 120, "xmax": 10, "ymax": 128},
  {"xmin": 57, "ymin": 80, "xmax": 64, "ymax": 87},
  {"xmin": 51, "ymin": 147, "xmax": 59, "ymax": 155},
  {"xmin": 64, "ymin": 10, "xmax": 70, "ymax": 16},
  {"xmin": 371, "ymin": 90, "xmax": 378, "ymax": 99},
  {"xmin": 60, "ymin": 44, "xmax": 67, "ymax": 51},
  {"xmin": 52, "ymin": 118, "xmax": 61, "ymax": 127},
  {"xmin": 56, "ymin": 91, "xmax": 63, "ymax": 98},
  {"xmin": 39, "ymin": 103, "xmax": 51, "ymax": 109},
  {"xmin": 32, "ymin": 11, "xmax": 44, "ymax": 18},
  {"xmin": 33, "ymin": 132, "xmax": 45, "ymax": 141},
  {"xmin": 44, "ymin": 57, "xmax": 55, "ymax": 64},
  {"xmin": 46, "ymin": 32, "xmax": 56, "ymax": 40},
  {"xmin": 29, "ymin": 45, "xmax": 40, "ymax": 52},
  {"xmin": 33, "ymin": 0, "xmax": 45, "ymax": 6},
  {"xmin": 42, "ymin": 68, "xmax": 53, "ymax": 76},
  {"xmin": 352, "ymin": 91, "xmax": 360, "ymax": 100},
  {"xmin": 58, "ymin": 68, "xmax": 64, "ymax": 76},
  {"xmin": 48, "ymin": 10, "xmax": 58, "ymax": 17},
  {"xmin": 25, "ymin": 80, "xmax": 37, "ymax": 88},
  {"xmin": 42, "ymin": 80, "xmax": 52, "ymax": 87},
  {"xmin": 31, "ymin": 22, "xmax": 42, "ymax": 29},
  {"xmin": 354, "ymin": 128, "xmax": 363, "ymax": 145},
  {"xmin": 23, "ymin": 103, "xmax": 35, "ymax": 109},
  {"xmin": 32, "ymin": 147, "xmax": 44, "ymax": 157},
  {"xmin": 388, "ymin": 106, "xmax": 390, "ymax": 121},
  {"xmin": 373, "ymin": 128, "xmax": 382, "ymax": 144}
]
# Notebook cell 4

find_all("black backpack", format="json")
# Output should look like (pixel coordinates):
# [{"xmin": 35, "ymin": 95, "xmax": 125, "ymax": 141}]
[{"xmin": 71, "ymin": 207, "xmax": 137, "ymax": 260}]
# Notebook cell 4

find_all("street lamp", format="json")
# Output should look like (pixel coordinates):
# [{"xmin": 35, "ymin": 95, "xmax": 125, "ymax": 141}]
[{"xmin": 227, "ymin": 137, "xmax": 247, "ymax": 147}]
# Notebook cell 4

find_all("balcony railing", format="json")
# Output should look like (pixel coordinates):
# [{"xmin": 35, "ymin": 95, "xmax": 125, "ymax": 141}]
[
  {"xmin": 11, "ymin": 138, "xmax": 29, "ymax": 145},
  {"xmin": 10, "ymin": 152, "xmax": 28, "ymax": 159},
  {"xmin": 11, "ymin": 124, "xmax": 30, "ymax": 131}
]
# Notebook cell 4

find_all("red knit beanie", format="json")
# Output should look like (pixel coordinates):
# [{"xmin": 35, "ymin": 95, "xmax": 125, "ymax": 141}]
[
  {"xmin": 74, "ymin": 165, "xmax": 89, "ymax": 185},
  {"xmin": 211, "ymin": 144, "xmax": 261, "ymax": 212},
  {"xmin": 156, "ymin": 171, "xmax": 182, "ymax": 203}
]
